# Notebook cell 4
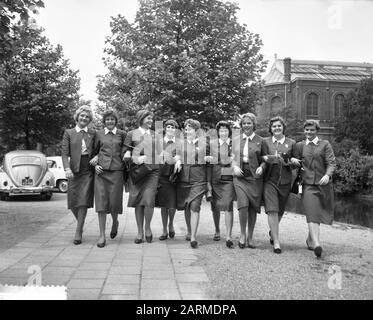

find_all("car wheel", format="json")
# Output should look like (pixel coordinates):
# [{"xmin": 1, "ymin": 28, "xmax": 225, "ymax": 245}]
[
  {"xmin": 45, "ymin": 194, "xmax": 52, "ymax": 201},
  {"xmin": 58, "ymin": 180, "xmax": 68, "ymax": 193}
]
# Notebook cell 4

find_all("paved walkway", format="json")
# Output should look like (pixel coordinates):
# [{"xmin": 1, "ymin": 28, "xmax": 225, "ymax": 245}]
[{"xmin": 0, "ymin": 195, "xmax": 210, "ymax": 300}]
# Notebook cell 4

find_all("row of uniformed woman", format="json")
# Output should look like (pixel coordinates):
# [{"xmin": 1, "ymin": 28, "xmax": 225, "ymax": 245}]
[{"xmin": 61, "ymin": 106, "xmax": 336, "ymax": 258}]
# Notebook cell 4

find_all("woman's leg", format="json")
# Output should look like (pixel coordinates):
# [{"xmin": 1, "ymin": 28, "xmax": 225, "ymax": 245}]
[
  {"xmin": 110, "ymin": 213, "xmax": 119, "ymax": 238},
  {"xmin": 135, "ymin": 206, "xmax": 145, "ymax": 240},
  {"xmin": 238, "ymin": 207, "xmax": 248, "ymax": 245},
  {"xmin": 211, "ymin": 202, "xmax": 220, "ymax": 239},
  {"xmin": 267, "ymin": 211, "xmax": 280, "ymax": 249},
  {"xmin": 247, "ymin": 207, "xmax": 257, "ymax": 248},
  {"xmin": 308, "ymin": 222, "xmax": 321, "ymax": 248},
  {"xmin": 98, "ymin": 212, "xmax": 107, "ymax": 244},
  {"xmin": 224, "ymin": 211, "xmax": 233, "ymax": 241},
  {"xmin": 190, "ymin": 210, "xmax": 200, "ymax": 242},
  {"xmin": 168, "ymin": 208, "xmax": 176, "ymax": 234},
  {"xmin": 71, "ymin": 208, "xmax": 78, "ymax": 220},
  {"xmin": 160, "ymin": 207, "xmax": 169, "ymax": 236},
  {"xmin": 184, "ymin": 208, "xmax": 192, "ymax": 240},
  {"xmin": 74, "ymin": 206, "xmax": 87, "ymax": 241},
  {"xmin": 144, "ymin": 207, "xmax": 154, "ymax": 237}
]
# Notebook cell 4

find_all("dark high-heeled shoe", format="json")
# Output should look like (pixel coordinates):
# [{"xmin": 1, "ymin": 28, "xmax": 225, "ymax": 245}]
[
  {"xmin": 145, "ymin": 234, "xmax": 153, "ymax": 243},
  {"xmin": 269, "ymin": 231, "xmax": 274, "ymax": 245},
  {"xmin": 134, "ymin": 238, "xmax": 143, "ymax": 244},
  {"xmin": 169, "ymin": 230, "xmax": 175, "ymax": 238},
  {"xmin": 185, "ymin": 235, "xmax": 191, "ymax": 241},
  {"xmin": 73, "ymin": 239, "xmax": 82, "ymax": 245},
  {"xmin": 273, "ymin": 247, "xmax": 282, "ymax": 254},
  {"xmin": 226, "ymin": 240, "xmax": 234, "ymax": 248},
  {"xmin": 159, "ymin": 234, "xmax": 168, "ymax": 241},
  {"xmin": 110, "ymin": 221, "xmax": 119, "ymax": 239},
  {"xmin": 238, "ymin": 241, "xmax": 245, "ymax": 249},
  {"xmin": 213, "ymin": 234, "xmax": 221, "ymax": 241},
  {"xmin": 190, "ymin": 241, "xmax": 198, "ymax": 248},
  {"xmin": 97, "ymin": 240, "xmax": 106, "ymax": 248},
  {"xmin": 314, "ymin": 246, "xmax": 323, "ymax": 258}
]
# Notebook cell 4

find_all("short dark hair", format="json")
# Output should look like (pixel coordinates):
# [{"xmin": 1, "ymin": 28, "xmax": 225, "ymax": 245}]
[
  {"xmin": 164, "ymin": 119, "xmax": 179, "ymax": 129},
  {"xmin": 268, "ymin": 116, "xmax": 287, "ymax": 135},
  {"xmin": 303, "ymin": 119, "xmax": 320, "ymax": 131},
  {"xmin": 102, "ymin": 109, "xmax": 118, "ymax": 126},
  {"xmin": 184, "ymin": 119, "xmax": 201, "ymax": 131},
  {"xmin": 216, "ymin": 120, "xmax": 232, "ymax": 137}
]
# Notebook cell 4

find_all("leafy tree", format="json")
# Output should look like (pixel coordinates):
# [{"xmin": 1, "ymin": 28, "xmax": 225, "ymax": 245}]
[
  {"xmin": 0, "ymin": 25, "xmax": 81, "ymax": 153},
  {"xmin": 335, "ymin": 77, "xmax": 373, "ymax": 154},
  {"xmin": 97, "ymin": 0, "xmax": 267, "ymax": 129},
  {"xmin": 0, "ymin": 0, "xmax": 44, "ymax": 61}
]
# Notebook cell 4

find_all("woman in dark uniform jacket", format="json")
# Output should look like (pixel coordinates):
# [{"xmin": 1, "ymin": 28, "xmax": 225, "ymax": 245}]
[
  {"xmin": 232, "ymin": 112, "xmax": 265, "ymax": 249},
  {"xmin": 294, "ymin": 119, "xmax": 336, "ymax": 258},
  {"xmin": 61, "ymin": 106, "xmax": 95, "ymax": 245},
  {"xmin": 156, "ymin": 119, "xmax": 181, "ymax": 241},
  {"xmin": 262, "ymin": 116, "xmax": 299, "ymax": 254},
  {"xmin": 176, "ymin": 119, "xmax": 208, "ymax": 248},
  {"xmin": 92, "ymin": 110, "xmax": 127, "ymax": 248},
  {"xmin": 209, "ymin": 121, "xmax": 236, "ymax": 248},
  {"xmin": 124, "ymin": 110, "xmax": 160, "ymax": 244}
]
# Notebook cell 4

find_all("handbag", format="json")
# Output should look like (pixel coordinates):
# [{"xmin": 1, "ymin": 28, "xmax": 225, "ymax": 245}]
[
  {"xmin": 130, "ymin": 163, "xmax": 152, "ymax": 184},
  {"xmin": 169, "ymin": 170, "xmax": 180, "ymax": 185}
]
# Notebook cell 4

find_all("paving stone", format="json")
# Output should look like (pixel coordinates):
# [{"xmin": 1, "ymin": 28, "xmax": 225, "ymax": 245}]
[
  {"xmin": 108, "ymin": 266, "xmax": 141, "ymax": 275},
  {"xmin": 42, "ymin": 275, "xmax": 71, "ymax": 286},
  {"xmin": 140, "ymin": 288, "xmax": 180, "ymax": 300},
  {"xmin": 101, "ymin": 284, "xmax": 139, "ymax": 295},
  {"xmin": 42, "ymin": 267, "xmax": 76, "ymax": 277},
  {"xmin": 141, "ymin": 279, "xmax": 177, "ymax": 289},
  {"xmin": 176, "ymin": 273, "xmax": 209, "ymax": 282},
  {"xmin": 141, "ymin": 270, "xmax": 175, "ymax": 280},
  {"xmin": 77, "ymin": 262, "xmax": 112, "ymax": 270},
  {"xmin": 99, "ymin": 294, "xmax": 138, "ymax": 300},
  {"xmin": 72, "ymin": 270, "xmax": 109, "ymax": 279},
  {"xmin": 105, "ymin": 274, "xmax": 140, "ymax": 285},
  {"xmin": 178, "ymin": 282, "xmax": 204, "ymax": 293},
  {"xmin": 67, "ymin": 288, "xmax": 101, "ymax": 300},
  {"xmin": 67, "ymin": 278, "xmax": 105, "ymax": 289},
  {"xmin": 174, "ymin": 266, "xmax": 206, "ymax": 274},
  {"xmin": 181, "ymin": 293, "xmax": 209, "ymax": 300}
]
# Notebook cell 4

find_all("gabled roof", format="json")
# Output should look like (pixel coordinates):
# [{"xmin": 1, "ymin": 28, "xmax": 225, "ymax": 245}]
[{"xmin": 264, "ymin": 59, "xmax": 373, "ymax": 85}]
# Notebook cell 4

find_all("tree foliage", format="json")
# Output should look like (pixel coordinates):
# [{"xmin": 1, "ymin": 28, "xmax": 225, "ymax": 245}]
[
  {"xmin": 0, "ymin": 25, "xmax": 81, "ymax": 153},
  {"xmin": 97, "ymin": 0, "xmax": 267, "ymax": 129},
  {"xmin": 0, "ymin": 0, "xmax": 44, "ymax": 61},
  {"xmin": 335, "ymin": 77, "xmax": 373, "ymax": 154}
]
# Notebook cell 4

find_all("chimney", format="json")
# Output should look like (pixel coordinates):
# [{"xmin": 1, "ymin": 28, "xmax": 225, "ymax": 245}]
[{"xmin": 283, "ymin": 57, "xmax": 291, "ymax": 82}]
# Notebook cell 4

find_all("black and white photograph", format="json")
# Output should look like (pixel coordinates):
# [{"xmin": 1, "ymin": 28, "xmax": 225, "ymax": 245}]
[{"xmin": 0, "ymin": 0, "xmax": 372, "ymax": 304}]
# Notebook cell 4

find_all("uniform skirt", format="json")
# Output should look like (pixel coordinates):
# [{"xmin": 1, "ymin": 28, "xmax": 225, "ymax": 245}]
[
  {"xmin": 263, "ymin": 181, "xmax": 291, "ymax": 216},
  {"xmin": 127, "ymin": 168, "xmax": 159, "ymax": 208},
  {"xmin": 156, "ymin": 174, "xmax": 177, "ymax": 209},
  {"xmin": 302, "ymin": 184, "xmax": 334, "ymax": 225},
  {"xmin": 233, "ymin": 176, "xmax": 263, "ymax": 213},
  {"xmin": 67, "ymin": 155, "xmax": 94, "ymax": 210},
  {"xmin": 211, "ymin": 181, "xmax": 235, "ymax": 212},
  {"xmin": 94, "ymin": 170, "xmax": 123, "ymax": 214}
]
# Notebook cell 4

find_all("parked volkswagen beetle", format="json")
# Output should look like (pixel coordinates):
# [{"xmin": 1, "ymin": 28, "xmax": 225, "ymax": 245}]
[{"xmin": 0, "ymin": 150, "xmax": 55, "ymax": 200}]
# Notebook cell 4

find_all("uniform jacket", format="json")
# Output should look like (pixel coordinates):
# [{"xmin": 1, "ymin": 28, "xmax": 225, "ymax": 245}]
[
  {"xmin": 93, "ymin": 129, "xmax": 127, "ymax": 171},
  {"xmin": 231, "ymin": 133, "xmax": 266, "ymax": 178},
  {"xmin": 61, "ymin": 127, "xmax": 95, "ymax": 173},
  {"xmin": 209, "ymin": 138, "xmax": 234, "ymax": 183},
  {"xmin": 262, "ymin": 136, "xmax": 297, "ymax": 185},
  {"xmin": 294, "ymin": 139, "xmax": 336, "ymax": 185}
]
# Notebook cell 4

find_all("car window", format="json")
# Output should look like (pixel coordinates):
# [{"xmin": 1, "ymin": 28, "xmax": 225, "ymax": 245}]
[
  {"xmin": 12, "ymin": 156, "xmax": 42, "ymax": 166},
  {"xmin": 47, "ymin": 160, "xmax": 57, "ymax": 168}
]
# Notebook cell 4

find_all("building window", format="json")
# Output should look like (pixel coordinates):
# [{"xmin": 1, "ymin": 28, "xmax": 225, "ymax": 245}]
[
  {"xmin": 334, "ymin": 94, "xmax": 345, "ymax": 117},
  {"xmin": 270, "ymin": 96, "xmax": 282, "ymax": 114},
  {"xmin": 306, "ymin": 93, "xmax": 318, "ymax": 117}
]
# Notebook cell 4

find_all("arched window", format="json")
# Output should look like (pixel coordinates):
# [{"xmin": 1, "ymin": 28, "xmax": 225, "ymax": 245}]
[
  {"xmin": 306, "ymin": 93, "xmax": 318, "ymax": 117},
  {"xmin": 270, "ymin": 96, "xmax": 282, "ymax": 114},
  {"xmin": 334, "ymin": 94, "xmax": 345, "ymax": 117}
]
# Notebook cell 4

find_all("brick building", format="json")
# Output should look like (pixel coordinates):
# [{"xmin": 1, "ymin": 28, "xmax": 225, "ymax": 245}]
[{"xmin": 260, "ymin": 58, "xmax": 373, "ymax": 137}]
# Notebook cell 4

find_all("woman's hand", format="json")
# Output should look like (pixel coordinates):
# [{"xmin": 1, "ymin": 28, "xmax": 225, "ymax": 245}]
[
  {"xmin": 174, "ymin": 159, "xmax": 182, "ymax": 172},
  {"xmin": 233, "ymin": 165, "xmax": 243, "ymax": 177},
  {"xmin": 204, "ymin": 155, "xmax": 214, "ymax": 163},
  {"xmin": 290, "ymin": 157, "xmax": 302, "ymax": 167},
  {"xmin": 255, "ymin": 166, "xmax": 263, "ymax": 176},
  {"xmin": 89, "ymin": 155, "xmax": 98, "ymax": 166},
  {"xmin": 319, "ymin": 175, "xmax": 330, "ymax": 185},
  {"xmin": 134, "ymin": 155, "xmax": 147, "ymax": 165},
  {"xmin": 65, "ymin": 168, "xmax": 74, "ymax": 179},
  {"xmin": 95, "ymin": 165, "xmax": 103, "ymax": 175},
  {"xmin": 123, "ymin": 150, "xmax": 132, "ymax": 162}
]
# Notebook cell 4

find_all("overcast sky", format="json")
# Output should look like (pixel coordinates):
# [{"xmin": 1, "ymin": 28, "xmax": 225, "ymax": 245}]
[{"xmin": 37, "ymin": 0, "xmax": 373, "ymax": 102}]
